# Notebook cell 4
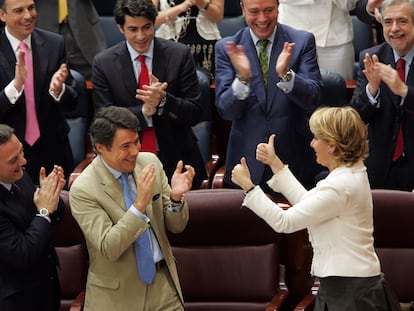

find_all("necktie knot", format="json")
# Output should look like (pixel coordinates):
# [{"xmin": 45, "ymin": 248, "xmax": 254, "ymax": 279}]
[
  {"xmin": 19, "ymin": 41, "xmax": 29, "ymax": 52},
  {"xmin": 137, "ymin": 54, "xmax": 145, "ymax": 63},
  {"xmin": 259, "ymin": 39, "xmax": 269, "ymax": 51}
]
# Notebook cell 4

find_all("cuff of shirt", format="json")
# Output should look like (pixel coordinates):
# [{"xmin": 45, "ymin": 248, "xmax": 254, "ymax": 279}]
[
  {"xmin": 167, "ymin": 203, "xmax": 184, "ymax": 213},
  {"xmin": 36, "ymin": 214, "xmax": 51, "ymax": 223},
  {"xmin": 5, "ymin": 80, "xmax": 23, "ymax": 104},
  {"xmin": 142, "ymin": 106, "xmax": 154, "ymax": 127},
  {"xmin": 49, "ymin": 83, "xmax": 66, "ymax": 101},
  {"xmin": 232, "ymin": 78, "xmax": 249, "ymax": 100},
  {"xmin": 131, "ymin": 205, "xmax": 151, "ymax": 223},
  {"xmin": 277, "ymin": 71, "xmax": 296, "ymax": 93}
]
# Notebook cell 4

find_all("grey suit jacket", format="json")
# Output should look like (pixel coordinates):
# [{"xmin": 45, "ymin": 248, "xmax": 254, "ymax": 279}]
[
  {"xmin": 69, "ymin": 152, "xmax": 188, "ymax": 311},
  {"xmin": 35, "ymin": 0, "xmax": 106, "ymax": 64}
]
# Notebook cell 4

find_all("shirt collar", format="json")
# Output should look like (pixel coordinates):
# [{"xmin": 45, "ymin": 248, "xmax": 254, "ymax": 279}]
[
  {"xmin": 100, "ymin": 156, "xmax": 125, "ymax": 180},
  {"xmin": 249, "ymin": 25, "xmax": 277, "ymax": 48},
  {"xmin": 0, "ymin": 182, "xmax": 12, "ymax": 191},
  {"xmin": 5, "ymin": 26, "xmax": 32, "ymax": 54},
  {"xmin": 394, "ymin": 47, "xmax": 414, "ymax": 66},
  {"xmin": 126, "ymin": 39, "xmax": 154, "ymax": 63}
]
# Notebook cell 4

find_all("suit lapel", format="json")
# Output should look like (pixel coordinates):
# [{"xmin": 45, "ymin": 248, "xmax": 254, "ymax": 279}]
[
  {"xmin": 30, "ymin": 30, "xmax": 47, "ymax": 109},
  {"xmin": 117, "ymin": 44, "xmax": 139, "ymax": 101},
  {"xmin": 152, "ymin": 38, "xmax": 168, "ymax": 81},
  {"xmin": 92, "ymin": 157, "xmax": 126, "ymax": 211},
  {"xmin": 267, "ymin": 25, "xmax": 286, "ymax": 111},
  {"xmin": 240, "ymin": 30, "xmax": 267, "ymax": 107}
]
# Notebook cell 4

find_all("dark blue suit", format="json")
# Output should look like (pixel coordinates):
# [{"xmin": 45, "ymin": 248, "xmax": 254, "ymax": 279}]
[
  {"xmin": 0, "ymin": 28, "xmax": 77, "ymax": 183},
  {"xmin": 215, "ymin": 24, "xmax": 323, "ymax": 189},
  {"xmin": 0, "ymin": 171, "xmax": 64, "ymax": 311},
  {"xmin": 351, "ymin": 43, "xmax": 414, "ymax": 190}
]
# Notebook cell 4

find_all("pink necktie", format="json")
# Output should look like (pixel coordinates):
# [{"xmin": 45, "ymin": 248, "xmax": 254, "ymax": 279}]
[
  {"xmin": 137, "ymin": 55, "xmax": 157, "ymax": 154},
  {"xmin": 393, "ymin": 58, "xmax": 405, "ymax": 161},
  {"xmin": 19, "ymin": 41, "xmax": 40, "ymax": 146}
]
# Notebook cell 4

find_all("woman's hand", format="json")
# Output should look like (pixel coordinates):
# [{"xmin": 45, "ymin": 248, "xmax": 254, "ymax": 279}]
[
  {"xmin": 231, "ymin": 157, "xmax": 254, "ymax": 191},
  {"xmin": 256, "ymin": 134, "xmax": 284, "ymax": 174}
]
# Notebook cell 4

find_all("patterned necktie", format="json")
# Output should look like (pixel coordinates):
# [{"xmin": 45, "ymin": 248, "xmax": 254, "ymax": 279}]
[
  {"xmin": 393, "ymin": 58, "xmax": 405, "ymax": 161},
  {"xmin": 259, "ymin": 39, "xmax": 269, "ymax": 88},
  {"xmin": 120, "ymin": 173, "xmax": 156, "ymax": 284},
  {"xmin": 19, "ymin": 41, "xmax": 40, "ymax": 146},
  {"xmin": 137, "ymin": 55, "xmax": 157, "ymax": 154},
  {"xmin": 58, "ymin": 0, "xmax": 68, "ymax": 23}
]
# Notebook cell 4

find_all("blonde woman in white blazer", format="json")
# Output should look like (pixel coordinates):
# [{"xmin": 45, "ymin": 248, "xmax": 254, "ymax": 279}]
[
  {"xmin": 279, "ymin": 0, "xmax": 358, "ymax": 80},
  {"xmin": 231, "ymin": 107, "xmax": 401, "ymax": 310}
]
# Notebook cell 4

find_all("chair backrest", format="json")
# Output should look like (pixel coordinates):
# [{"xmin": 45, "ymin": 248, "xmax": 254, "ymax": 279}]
[
  {"xmin": 53, "ymin": 190, "xmax": 88, "ymax": 311},
  {"xmin": 192, "ymin": 68, "xmax": 212, "ymax": 164},
  {"xmin": 168, "ymin": 189, "xmax": 286, "ymax": 310},
  {"xmin": 66, "ymin": 69, "xmax": 89, "ymax": 166},
  {"xmin": 92, "ymin": 0, "xmax": 116, "ymax": 16},
  {"xmin": 352, "ymin": 15, "xmax": 374, "ymax": 79},
  {"xmin": 372, "ymin": 189, "xmax": 414, "ymax": 304},
  {"xmin": 320, "ymin": 69, "xmax": 348, "ymax": 107},
  {"xmin": 99, "ymin": 16, "xmax": 124, "ymax": 48},
  {"xmin": 218, "ymin": 15, "xmax": 247, "ymax": 38}
]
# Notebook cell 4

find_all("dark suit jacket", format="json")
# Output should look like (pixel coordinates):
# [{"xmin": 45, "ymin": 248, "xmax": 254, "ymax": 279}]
[
  {"xmin": 92, "ymin": 38, "xmax": 207, "ymax": 188},
  {"xmin": 0, "ymin": 171, "xmax": 64, "ymax": 311},
  {"xmin": 0, "ymin": 28, "xmax": 76, "ymax": 182},
  {"xmin": 35, "ymin": 0, "xmax": 106, "ymax": 65},
  {"xmin": 353, "ymin": 0, "xmax": 384, "ymax": 44},
  {"xmin": 350, "ymin": 42, "xmax": 414, "ymax": 189},
  {"xmin": 215, "ymin": 24, "xmax": 323, "ymax": 189}
]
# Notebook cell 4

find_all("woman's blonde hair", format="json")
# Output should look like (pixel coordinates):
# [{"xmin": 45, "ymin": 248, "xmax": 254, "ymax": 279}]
[{"xmin": 309, "ymin": 106, "xmax": 368, "ymax": 166}]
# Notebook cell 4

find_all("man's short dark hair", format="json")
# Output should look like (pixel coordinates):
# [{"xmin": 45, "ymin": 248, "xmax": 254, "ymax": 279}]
[
  {"xmin": 114, "ymin": 0, "xmax": 158, "ymax": 26},
  {"xmin": 90, "ymin": 106, "xmax": 140, "ymax": 153},
  {"xmin": 0, "ymin": 124, "xmax": 15, "ymax": 145}
]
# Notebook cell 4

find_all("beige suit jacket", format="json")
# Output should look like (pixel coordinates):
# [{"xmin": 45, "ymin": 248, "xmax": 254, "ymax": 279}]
[{"xmin": 69, "ymin": 152, "xmax": 188, "ymax": 311}]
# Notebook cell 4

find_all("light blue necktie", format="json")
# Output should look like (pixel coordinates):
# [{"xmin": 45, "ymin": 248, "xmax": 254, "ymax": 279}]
[{"xmin": 120, "ymin": 173, "xmax": 156, "ymax": 284}]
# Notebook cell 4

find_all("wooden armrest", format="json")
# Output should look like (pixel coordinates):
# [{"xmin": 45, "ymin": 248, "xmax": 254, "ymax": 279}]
[
  {"xmin": 266, "ymin": 288, "xmax": 289, "ymax": 311},
  {"xmin": 211, "ymin": 165, "xmax": 226, "ymax": 189},
  {"xmin": 69, "ymin": 290, "xmax": 85, "ymax": 311},
  {"xmin": 294, "ymin": 292, "xmax": 317, "ymax": 311}
]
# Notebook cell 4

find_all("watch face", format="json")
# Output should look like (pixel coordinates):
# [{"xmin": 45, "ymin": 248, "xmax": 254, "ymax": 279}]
[{"xmin": 40, "ymin": 208, "xmax": 49, "ymax": 216}]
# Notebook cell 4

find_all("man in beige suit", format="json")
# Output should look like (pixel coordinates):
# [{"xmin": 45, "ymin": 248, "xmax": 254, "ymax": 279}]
[{"xmin": 69, "ymin": 106, "xmax": 194, "ymax": 311}]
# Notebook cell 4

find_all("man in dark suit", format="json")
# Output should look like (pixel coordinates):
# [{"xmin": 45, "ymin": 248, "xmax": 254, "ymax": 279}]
[
  {"xmin": 0, "ymin": 124, "xmax": 66, "ymax": 311},
  {"xmin": 35, "ymin": 0, "xmax": 106, "ymax": 79},
  {"xmin": 351, "ymin": 0, "xmax": 414, "ymax": 191},
  {"xmin": 215, "ymin": 0, "xmax": 323, "ymax": 191},
  {"xmin": 92, "ymin": 0, "xmax": 207, "ymax": 189},
  {"xmin": 0, "ymin": 0, "xmax": 77, "ymax": 184}
]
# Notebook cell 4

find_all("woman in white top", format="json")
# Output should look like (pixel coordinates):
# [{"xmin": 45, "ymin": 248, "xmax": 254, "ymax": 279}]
[
  {"xmin": 279, "ymin": 0, "xmax": 358, "ymax": 80},
  {"xmin": 231, "ymin": 106, "xmax": 401, "ymax": 310},
  {"xmin": 152, "ymin": 0, "xmax": 223, "ymax": 78}
]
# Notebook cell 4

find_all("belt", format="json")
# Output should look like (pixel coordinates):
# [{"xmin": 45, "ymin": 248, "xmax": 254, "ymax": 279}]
[{"xmin": 155, "ymin": 259, "xmax": 166, "ymax": 271}]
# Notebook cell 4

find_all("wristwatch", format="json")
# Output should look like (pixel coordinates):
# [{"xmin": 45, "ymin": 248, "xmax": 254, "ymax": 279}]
[
  {"xmin": 159, "ymin": 94, "xmax": 167, "ymax": 108},
  {"xmin": 39, "ymin": 208, "xmax": 49, "ymax": 217},
  {"xmin": 280, "ymin": 69, "xmax": 293, "ymax": 82},
  {"xmin": 236, "ymin": 73, "xmax": 250, "ymax": 85}
]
